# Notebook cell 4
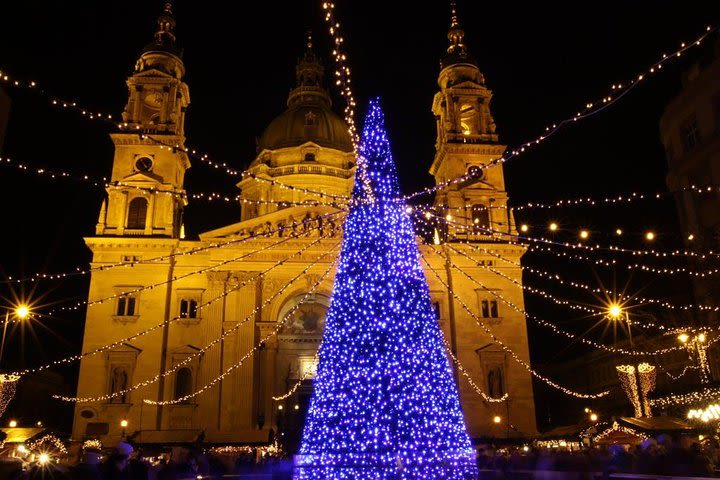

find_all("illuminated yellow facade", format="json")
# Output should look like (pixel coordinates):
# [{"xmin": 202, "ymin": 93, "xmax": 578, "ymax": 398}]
[{"xmin": 72, "ymin": 4, "xmax": 536, "ymax": 445}]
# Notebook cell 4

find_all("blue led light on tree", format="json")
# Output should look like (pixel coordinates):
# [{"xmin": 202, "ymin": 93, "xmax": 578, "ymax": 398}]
[{"xmin": 294, "ymin": 98, "xmax": 477, "ymax": 479}]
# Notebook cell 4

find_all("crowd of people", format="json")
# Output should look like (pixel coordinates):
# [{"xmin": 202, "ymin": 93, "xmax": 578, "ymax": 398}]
[
  {"xmin": 2, "ymin": 435, "xmax": 720, "ymax": 479},
  {"xmin": 476, "ymin": 435, "xmax": 719, "ymax": 477}
]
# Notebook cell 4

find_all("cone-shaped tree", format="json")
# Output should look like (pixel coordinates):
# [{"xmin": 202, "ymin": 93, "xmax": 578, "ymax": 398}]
[{"xmin": 295, "ymin": 98, "xmax": 477, "ymax": 479}]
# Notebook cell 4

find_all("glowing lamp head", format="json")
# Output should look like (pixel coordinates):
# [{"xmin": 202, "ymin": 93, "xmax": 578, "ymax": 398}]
[
  {"xmin": 579, "ymin": 230, "xmax": 589, "ymax": 240},
  {"xmin": 678, "ymin": 333, "xmax": 689, "ymax": 344},
  {"xmin": 8, "ymin": 420, "xmax": 17, "ymax": 428},
  {"xmin": 15, "ymin": 305, "xmax": 30, "ymax": 320},
  {"xmin": 278, "ymin": 405, "xmax": 284, "ymax": 411},
  {"xmin": 688, "ymin": 234, "xmax": 695, "ymax": 241},
  {"xmin": 615, "ymin": 228, "xmax": 623, "ymax": 235},
  {"xmin": 493, "ymin": 415, "xmax": 502, "ymax": 424},
  {"xmin": 645, "ymin": 231, "xmax": 655, "ymax": 241},
  {"xmin": 38, "ymin": 453, "xmax": 50, "ymax": 465},
  {"xmin": 549, "ymin": 222, "xmax": 558, "ymax": 232},
  {"xmin": 590, "ymin": 413, "xmax": 598, "ymax": 422},
  {"xmin": 294, "ymin": 404, "xmax": 300, "ymax": 410},
  {"xmin": 522, "ymin": 446, "xmax": 529, "ymax": 452},
  {"xmin": 584, "ymin": 407, "xmax": 590, "ymax": 413},
  {"xmin": 120, "ymin": 419, "xmax": 128, "ymax": 428},
  {"xmin": 520, "ymin": 224, "xmax": 529, "ymax": 233},
  {"xmin": 608, "ymin": 304, "xmax": 623, "ymax": 319}
]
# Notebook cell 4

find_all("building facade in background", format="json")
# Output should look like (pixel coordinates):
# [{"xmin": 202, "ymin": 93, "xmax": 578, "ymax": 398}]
[{"xmin": 72, "ymin": 3, "xmax": 537, "ymax": 446}]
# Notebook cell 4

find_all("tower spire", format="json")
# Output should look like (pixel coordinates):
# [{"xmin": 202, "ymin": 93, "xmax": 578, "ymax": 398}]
[
  {"xmin": 443, "ymin": 0, "xmax": 476, "ymax": 68},
  {"xmin": 154, "ymin": 1, "xmax": 176, "ymax": 47}
]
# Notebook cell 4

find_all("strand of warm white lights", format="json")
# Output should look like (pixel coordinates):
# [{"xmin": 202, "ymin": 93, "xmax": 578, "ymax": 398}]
[
  {"xmin": 48, "ymin": 211, "xmax": 344, "ymax": 314},
  {"xmin": 420, "ymin": 255, "xmax": 608, "ymax": 399},
  {"xmin": 527, "ymin": 244, "xmax": 720, "ymax": 278},
  {"xmin": 4, "ymin": 209, "xmax": 346, "ymax": 285},
  {"xmin": 1, "ymin": 24, "xmax": 714, "ymax": 204},
  {"xmin": 418, "ymin": 212, "xmax": 720, "ymax": 313},
  {"xmin": 9, "ymin": 231, "xmax": 341, "ymax": 377},
  {"xmin": 445, "ymin": 242, "xmax": 709, "ymax": 330},
  {"xmin": 145, "ymin": 257, "xmax": 339, "ymax": 405},
  {"xmin": 441, "ymin": 338, "xmax": 508, "ymax": 403},
  {"xmin": 427, "ymin": 245, "xmax": 686, "ymax": 356},
  {"xmin": 56, "ymin": 241, "xmax": 339, "ymax": 403},
  {"xmin": 456, "ymin": 239, "xmax": 718, "ymax": 314},
  {"xmin": 650, "ymin": 386, "xmax": 720, "ymax": 408},
  {"xmin": 0, "ymin": 68, "xmax": 114, "ymax": 122},
  {"xmin": 593, "ymin": 421, "xmax": 645, "ymax": 443},
  {"xmin": 659, "ymin": 364, "xmax": 698, "ymax": 381},
  {"xmin": 321, "ymin": 2, "xmax": 357, "ymax": 148},
  {"xmin": 426, "ymin": 210, "xmax": 720, "ymax": 259},
  {"xmin": 424, "ymin": 183, "xmax": 720, "ymax": 213},
  {"xmin": 272, "ymin": 363, "xmax": 316, "ymax": 401},
  {"xmin": 403, "ymin": 25, "xmax": 718, "ymax": 202}
]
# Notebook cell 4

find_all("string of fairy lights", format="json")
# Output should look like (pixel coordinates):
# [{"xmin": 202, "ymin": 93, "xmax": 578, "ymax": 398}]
[
  {"xmin": 0, "ymin": 9, "xmax": 714, "ymax": 410},
  {"xmin": 3, "ymin": 209, "xmax": 344, "ymax": 285},
  {"xmin": 272, "ymin": 363, "xmax": 317, "ymax": 402},
  {"xmin": 0, "ymin": 24, "xmax": 714, "ymax": 210},
  {"xmin": 47, "ymin": 210, "xmax": 344, "ymax": 314},
  {"xmin": 419, "ymin": 254, "xmax": 609, "ymax": 399},
  {"xmin": 443, "ymin": 242, "xmax": 712, "ymax": 329},
  {"xmin": 425, "ymin": 244, "xmax": 688, "ymax": 357},
  {"xmin": 144, "ymin": 257, "xmax": 339, "ymax": 406},
  {"xmin": 8, "ymin": 220, "xmax": 343, "ymax": 377},
  {"xmin": 419, "ymin": 214, "xmax": 719, "ymax": 315},
  {"xmin": 55, "ymin": 240, "xmax": 340, "ymax": 403}
]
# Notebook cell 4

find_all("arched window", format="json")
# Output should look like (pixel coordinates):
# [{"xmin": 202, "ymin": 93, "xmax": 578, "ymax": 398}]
[
  {"xmin": 471, "ymin": 204, "xmax": 490, "ymax": 233},
  {"xmin": 174, "ymin": 367, "xmax": 192, "ymax": 401},
  {"xmin": 487, "ymin": 366, "xmax": 504, "ymax": 399},
  {"xmin": 127, "ymin": 197, "xmax": 148, "ymax": 230},
  {"xmin": 459, "ymin": 104, "xmax": 476, "ymax": 135}
]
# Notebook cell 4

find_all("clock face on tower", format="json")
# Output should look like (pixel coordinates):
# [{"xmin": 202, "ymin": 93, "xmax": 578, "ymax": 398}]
[
  {"xmin": 135, "ymin": 157, "xmax": 153, "ymax": 172},
  {"xmin": 142, "ymin": 90, "xmax": 163, "ymax": 109}
]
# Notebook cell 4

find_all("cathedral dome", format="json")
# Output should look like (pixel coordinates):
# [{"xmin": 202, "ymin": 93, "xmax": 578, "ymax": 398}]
[
  {"xmin": 257, "ymin": 34, "xmax": 353, "ymax": 154},
  {"xmin": 258, "ymin": 99, "xmax": 353, "ymax": 153}
]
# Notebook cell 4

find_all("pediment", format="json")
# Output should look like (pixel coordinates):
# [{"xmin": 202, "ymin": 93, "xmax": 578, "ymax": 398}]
[
  {"xmin": 130, "ymin": 68, "xmax": 173, "ymax": 80},
  {"xmin": 449, "ymin": 80, "xmax": 485, "ymax": 91},
  {"xmin": 107, "ymin": 343, "xmax": 143, "ymax": 355},
  {"xmin": 121, "ymin": 171, "xmax": 164, "ymax": 183},
  {"xmin": 170, "ymin": 344, "xmax": 201, "ymax": 355}
]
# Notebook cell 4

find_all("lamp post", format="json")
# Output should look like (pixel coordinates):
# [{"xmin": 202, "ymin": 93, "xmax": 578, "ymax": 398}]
[
  {"xmin": 0, "ymin": 304, "xmax": 31, "ymax": 365},
  {"xmin": 678, "ymin": 332, "xmax": 710, "ymax": 383},
  {"xmin": 120, "ymin": 419, "xmax": 128, "ymax": 440}
]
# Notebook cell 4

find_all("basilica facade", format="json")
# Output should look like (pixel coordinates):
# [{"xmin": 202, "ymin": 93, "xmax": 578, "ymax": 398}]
[{"xmin": 72, "ymin": 3, "xmax": 537, "ymax": 446}]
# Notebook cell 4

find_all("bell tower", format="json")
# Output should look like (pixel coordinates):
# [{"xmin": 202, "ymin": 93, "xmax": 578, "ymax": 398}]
[
  {"xmin": 96, "ymin": 1, "xmax": 190, "ymax": 238},
  {"xmin": 427, "ymin": 2, "xmax": 537, "ymax": 438},
  {"xmin": 430, "ymin": 3, "xmax": 515, "ymax": 239}
]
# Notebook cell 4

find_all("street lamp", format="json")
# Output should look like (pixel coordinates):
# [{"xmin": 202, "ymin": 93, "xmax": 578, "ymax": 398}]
[
  {"xmin": 120, "ymin": 419, "xmax": 128, "ymax": 440},
  {"xmin": 493, "ymin": 415, "xmax": 502, "ymax": 424},
  {"xmin": 590, "ymin": 413, "xmax": 598, "ymax": 422},
  {"xmin": 1, "ymin": 304, "xmax": 32, "ymax": 364}
]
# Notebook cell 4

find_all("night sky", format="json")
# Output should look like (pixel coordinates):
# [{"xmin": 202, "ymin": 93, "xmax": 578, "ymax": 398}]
[{"xmin": 0, "ymin": 1, "xmax": 717, "ymax": 431}]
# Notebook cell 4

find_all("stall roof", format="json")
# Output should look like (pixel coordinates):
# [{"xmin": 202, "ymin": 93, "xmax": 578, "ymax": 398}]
[
  {"xmin": 0, "ymin": 427, "xmax": 46, "ymax": 444},
  {"xmin": 619, "ymin": 416, "xmax": 698, "ymax": 432}
]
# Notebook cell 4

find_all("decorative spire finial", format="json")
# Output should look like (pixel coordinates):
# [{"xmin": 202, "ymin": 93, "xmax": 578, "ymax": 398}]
[
  {"xmin": 153, "ymin": 0, "xmax": 176, "ymax": 47},
  {"xmin": 450, "ymin": 0, "xmax": 459, "ymax": 28}
]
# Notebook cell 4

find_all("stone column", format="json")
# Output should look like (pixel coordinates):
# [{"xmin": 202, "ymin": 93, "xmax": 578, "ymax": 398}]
[
  {"xmin": 200, "ymin": 271, "xmax": 229, "ymax": 434},
  {"xmin": 117, "ymin": 191, "xmax": 128, "ymax": 235},
  {"xmin": 144, "ymin": 194, "xmax": 156, "ymax": 235}
]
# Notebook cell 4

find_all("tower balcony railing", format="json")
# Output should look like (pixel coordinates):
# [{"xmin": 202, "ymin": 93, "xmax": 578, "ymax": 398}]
[{"xmin": 266, "ymin": 164, "xmax": 353, "ymax": 179}]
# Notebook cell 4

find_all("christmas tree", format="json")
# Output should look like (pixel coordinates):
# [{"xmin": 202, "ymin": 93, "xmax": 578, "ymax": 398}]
[{"xmin": 295, "ymin": 98, "xmax": 477, "ymax": 479}]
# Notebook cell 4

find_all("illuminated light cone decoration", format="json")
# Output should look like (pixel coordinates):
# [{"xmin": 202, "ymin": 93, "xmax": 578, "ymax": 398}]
[{"xmin": 295, "ymin": 98, "xmax": 477, "ymax": 479}]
